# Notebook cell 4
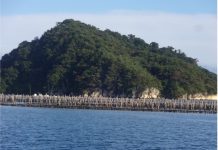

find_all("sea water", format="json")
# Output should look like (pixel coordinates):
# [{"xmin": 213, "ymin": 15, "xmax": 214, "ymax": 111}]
[{"xmin": 0, "ymin": 106, "xmax": 216, "ymax": 150}]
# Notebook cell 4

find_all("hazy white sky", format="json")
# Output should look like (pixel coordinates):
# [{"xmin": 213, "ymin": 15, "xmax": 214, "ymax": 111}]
[{"xmin": 1, "ymin": 0, "xmax": 217, "ymax": 73}]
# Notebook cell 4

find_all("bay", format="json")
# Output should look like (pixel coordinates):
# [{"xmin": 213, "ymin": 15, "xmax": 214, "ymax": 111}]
[{"xmin": 0, "ymin": 106, "xmax": 216, "ymax": 150}]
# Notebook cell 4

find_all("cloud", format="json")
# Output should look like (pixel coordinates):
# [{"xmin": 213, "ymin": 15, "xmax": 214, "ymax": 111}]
[{"xmin": 0, "ymin": 11, "xmax": 216, "ymax": 72}]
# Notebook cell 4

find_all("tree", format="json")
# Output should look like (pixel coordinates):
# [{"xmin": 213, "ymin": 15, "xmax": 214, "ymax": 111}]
[{"xmin": 0, "ymin": 19, "xmax": 216, "ymax": 98}]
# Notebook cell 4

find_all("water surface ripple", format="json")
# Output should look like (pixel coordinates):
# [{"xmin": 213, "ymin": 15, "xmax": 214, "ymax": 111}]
[{"xmin": 0, "ymin": 106, "xmax": 216, "ymax": 150}]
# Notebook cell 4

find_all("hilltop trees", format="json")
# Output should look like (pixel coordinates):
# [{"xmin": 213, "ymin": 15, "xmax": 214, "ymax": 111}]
[{"xmin": 0, "ymin": 19, "xmax": 217, "ymax": 98}]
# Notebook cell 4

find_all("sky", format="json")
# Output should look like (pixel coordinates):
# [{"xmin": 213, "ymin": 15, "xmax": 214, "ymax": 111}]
[{"xmin": 0, "ymin": 0, "xmax": 217, "ymax": 73}]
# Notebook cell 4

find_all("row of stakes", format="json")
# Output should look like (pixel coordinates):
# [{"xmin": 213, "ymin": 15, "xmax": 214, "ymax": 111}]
[{"xmin": 0, "ymin": 94, "xmax": 217, "ymax": 113}]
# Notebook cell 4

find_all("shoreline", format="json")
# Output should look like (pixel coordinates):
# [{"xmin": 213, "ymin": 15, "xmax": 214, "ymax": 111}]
[
  {"xmin": 0, "ymin": 103, "xmax": 216, "ymax": 114},
  {"xmin": 0, "ymin": 94, "xmax": 217, "ymax": 114}
]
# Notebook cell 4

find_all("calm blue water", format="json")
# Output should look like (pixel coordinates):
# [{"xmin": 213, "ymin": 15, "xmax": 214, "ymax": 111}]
[{"xmin": 0, "ymin": 106, "xmax": 216, "ymax": 150}]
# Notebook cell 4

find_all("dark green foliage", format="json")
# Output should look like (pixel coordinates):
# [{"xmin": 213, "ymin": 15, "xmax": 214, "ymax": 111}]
[{"xmin": 0, "ymin": 19, "xmax": 217, "ymax": 98}]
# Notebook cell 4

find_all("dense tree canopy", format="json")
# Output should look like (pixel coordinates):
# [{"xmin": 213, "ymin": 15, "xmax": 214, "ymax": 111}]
[{"xmin": 0, "ymin": 19, "xmax": 217, "ymax": 98}]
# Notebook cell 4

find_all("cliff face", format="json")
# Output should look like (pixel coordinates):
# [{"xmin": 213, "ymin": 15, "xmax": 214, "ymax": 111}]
[
  {"xmin": 182, "ymin": 93, "xmax": 217, "ymax": 100},
  {"xmin": 140, "ymin": 88, "xmax": 160, "ymax": 99},
  {"xmin": 0, "ymin": 19, "xmax": 217, "ymax": 99}
]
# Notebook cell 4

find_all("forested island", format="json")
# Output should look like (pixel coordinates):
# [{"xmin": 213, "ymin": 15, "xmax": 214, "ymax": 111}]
[{"xmin": 0, "ymin": 19, "xmax": 217, "ymax": 99}]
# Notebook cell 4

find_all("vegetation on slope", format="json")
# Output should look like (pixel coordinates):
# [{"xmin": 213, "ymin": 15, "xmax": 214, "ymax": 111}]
[{"xmin": 0, "ymin": 19, "xmax": 217, "ymax": 98}]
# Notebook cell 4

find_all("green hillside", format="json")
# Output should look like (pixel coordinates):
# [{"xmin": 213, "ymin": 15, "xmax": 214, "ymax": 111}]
[{"xmin": 0, "ymin": 19, "xmax": 217, "ymax": 98}]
